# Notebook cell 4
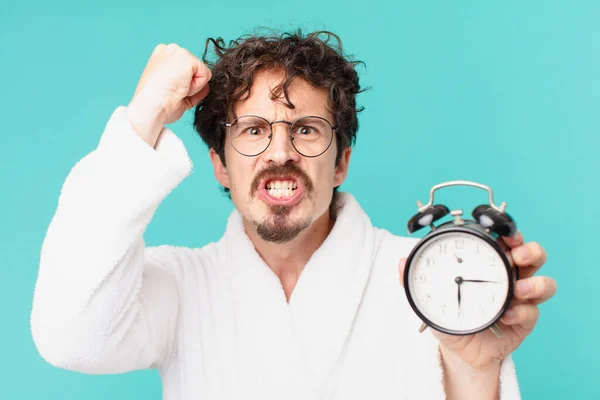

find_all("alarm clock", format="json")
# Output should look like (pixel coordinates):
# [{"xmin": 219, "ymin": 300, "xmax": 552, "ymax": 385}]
[{"xmin": 403, "ymin": 180, "xmax": 519, "ymax": 339}]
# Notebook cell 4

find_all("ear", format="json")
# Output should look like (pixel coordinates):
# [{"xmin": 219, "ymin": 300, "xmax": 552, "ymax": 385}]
[
  {"xmin": 209, "ymin": 148, "xmax": 230, "ymax": 189},
  {"xmin": 333, "ymin": 147, "xmax": 352, "ymax": 187}
]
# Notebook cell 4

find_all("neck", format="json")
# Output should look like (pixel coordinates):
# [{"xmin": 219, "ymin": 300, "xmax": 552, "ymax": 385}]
[{"xmin": 243, "ymin": 208, "xmax": 335, "ymax": 303}]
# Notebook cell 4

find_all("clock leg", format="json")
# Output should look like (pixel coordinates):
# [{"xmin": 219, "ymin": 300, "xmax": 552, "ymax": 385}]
[
  {"xmin": 489, "ymin": 323, "xmax": 503, "ymax": 339},
  {"xmin": 418, "ymin": 322, "xmax": 428, "ymax": 333}
]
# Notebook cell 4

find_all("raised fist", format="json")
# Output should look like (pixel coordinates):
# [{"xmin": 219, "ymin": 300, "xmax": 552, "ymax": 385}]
[{"xmin": 126, "ymin": 43, "xmax": 211, "ymax": 147}]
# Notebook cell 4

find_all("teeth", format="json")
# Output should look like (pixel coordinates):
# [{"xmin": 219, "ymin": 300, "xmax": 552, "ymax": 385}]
[
  {"xmin": 266, "ymin": 180, "xmax": 297, "ymax": 199},
  {"xmin": 266, "ymin": 180, "xmax": 297, "ymax": 190}
]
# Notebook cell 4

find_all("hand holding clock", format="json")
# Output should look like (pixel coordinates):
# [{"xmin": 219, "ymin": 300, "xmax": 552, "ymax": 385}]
[{"xmin": 399, "ymin": 231, "xmax": 556, "ymax": 396}]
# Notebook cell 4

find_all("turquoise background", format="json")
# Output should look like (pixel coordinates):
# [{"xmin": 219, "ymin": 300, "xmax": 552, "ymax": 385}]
[{"xmin": 1, "ymin": 0, "xmax": 595, "ymax": 398}]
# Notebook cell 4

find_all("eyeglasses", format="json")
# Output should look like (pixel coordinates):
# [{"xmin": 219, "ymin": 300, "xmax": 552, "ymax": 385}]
[{"xmin": 224, "ymin": 115, "xmax": 337, "ymax": 158}]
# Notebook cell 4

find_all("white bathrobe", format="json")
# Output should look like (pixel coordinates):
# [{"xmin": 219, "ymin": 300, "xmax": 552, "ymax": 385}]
[{"xmin": 30, "ymin": 107, "xmax": 521, "ymax": 399}]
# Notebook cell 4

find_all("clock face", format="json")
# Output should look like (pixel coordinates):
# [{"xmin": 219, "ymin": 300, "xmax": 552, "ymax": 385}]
[{"xmin": 406, "ymin": 230, "xmax": 510, "ymax": 334}]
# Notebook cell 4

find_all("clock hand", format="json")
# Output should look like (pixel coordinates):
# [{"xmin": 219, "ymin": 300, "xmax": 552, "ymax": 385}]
[
  {"xmin": 453, "ymin": 254, "xmax": 463, "ymax": 263},
  {"xmin": 462, "ymin": 279, "xmax": 498, "ymax": 283},
  {"xmin": 454, "ymin": 276, "xmax": 463, "ymax": 309}
]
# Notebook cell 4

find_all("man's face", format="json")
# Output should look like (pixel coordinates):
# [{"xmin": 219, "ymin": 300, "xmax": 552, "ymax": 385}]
[{"xmin": 210, "ymin": 69, "xmax": 351, "ymax": 243}]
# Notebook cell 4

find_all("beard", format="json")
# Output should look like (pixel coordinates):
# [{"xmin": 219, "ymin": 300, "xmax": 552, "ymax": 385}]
[
  {"xmin": 254, "ymin": 204, "xmax": 311, "ymax": 243},
  {"xmin": 249, "ymin": 161, "xmax": 314, "ymax": 243}
]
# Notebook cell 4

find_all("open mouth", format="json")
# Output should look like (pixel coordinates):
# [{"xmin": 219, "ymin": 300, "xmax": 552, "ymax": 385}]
[
  {"xmin": 266, "ymin": 179, "xmax": 298, "ymax": 199},
  {"xmin": 258, "ymin": 178, "xmax": 304, "ymax": 206}
]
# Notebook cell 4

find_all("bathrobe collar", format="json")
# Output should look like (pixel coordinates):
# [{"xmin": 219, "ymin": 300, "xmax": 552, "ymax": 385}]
[{"xmin": 223, "ymin": 193, "xmax": 378, "ymax": 398}]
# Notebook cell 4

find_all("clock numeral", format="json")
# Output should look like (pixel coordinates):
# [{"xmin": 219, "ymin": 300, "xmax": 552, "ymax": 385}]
[
  {"xmin": 439, "ymin": 243, "xmax": 447, "ymax": 255},
  {"xmin": 419, "ymin": 274, "xmax": 427, "ymax": 283},
  {"xmin": 476, "ymin": 243, "xmax": 480, "ymax": 254},
  {"xmin": 491, "ymin": 294, "xmax": 496, "ymax": 303},
  {"xmin": 440, "ymin": 305, "xmax": 446, "ymax": 314},
  {"xmin": 489, "ymin": 255, "xmax": 497, "ymax": 266},
  {"xmin": 425, "ymin": 293, "xmax": 432, "ymax": 302},
  {"xmin": 458, "ymin": 310, "xmax": 465, "ymax": 321},
  {"xmin": 455, "ymin": 238, "xmax": 465, "ymax": 250},
  {"xmin": 479, "ymin": 304, "xmax": 486, "ymax": 315},
  {"xmin": 426, "ymin": 257, "xmax": 435, "ymax": 267}
]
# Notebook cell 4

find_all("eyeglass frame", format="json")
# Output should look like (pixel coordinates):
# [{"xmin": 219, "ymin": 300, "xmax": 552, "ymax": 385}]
[{"xmin": 224, "ymin": 115, "xmax": 338, "ymax": 158}]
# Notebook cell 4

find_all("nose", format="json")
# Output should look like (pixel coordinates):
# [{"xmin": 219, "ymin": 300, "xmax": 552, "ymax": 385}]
[{"xmin": 263, "ymin": 121, "xmax": 301, "ymax": 165}]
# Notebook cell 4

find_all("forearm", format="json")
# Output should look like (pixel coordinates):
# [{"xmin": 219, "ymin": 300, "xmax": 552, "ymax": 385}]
[
  {"xmin": 441, "ymin": 346, "xmax": 501, "ymax": 400},
  {"xmin": 127, "ymin": 87, "xmax": 168, "ymax": 148}
]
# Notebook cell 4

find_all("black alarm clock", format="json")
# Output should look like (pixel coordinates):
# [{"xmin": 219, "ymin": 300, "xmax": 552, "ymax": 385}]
[{"xmin": 403, "ymin": 180, "xmax": 519, "ymax": 339}]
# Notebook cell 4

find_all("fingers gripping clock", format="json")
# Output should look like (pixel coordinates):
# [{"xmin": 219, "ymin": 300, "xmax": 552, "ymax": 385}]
[{"xmin": 403, "ymin": 180, "xmax": 518, "ymax": 338}]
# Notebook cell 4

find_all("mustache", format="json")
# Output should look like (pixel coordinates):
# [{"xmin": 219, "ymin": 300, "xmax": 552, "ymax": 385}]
[{"xmin": 250, "ymin": 162, "xmax": 314, "ymax": 196}]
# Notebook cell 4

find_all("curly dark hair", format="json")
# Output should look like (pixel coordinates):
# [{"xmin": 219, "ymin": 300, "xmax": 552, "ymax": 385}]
[{"xmin": 192, "ymin": 29, "xmax": 365, "ymax": 194}]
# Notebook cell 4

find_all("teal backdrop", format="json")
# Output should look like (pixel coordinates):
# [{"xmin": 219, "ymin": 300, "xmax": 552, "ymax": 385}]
[{"xmin": 1, "ymin": 0, "xmax": 596, "ymax": 398}]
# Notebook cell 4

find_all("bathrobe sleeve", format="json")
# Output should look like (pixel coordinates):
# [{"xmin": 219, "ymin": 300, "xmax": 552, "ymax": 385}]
[
  {"xmin": 498, "ymin": 353, "xmax": 521, "ymax": 399},
  {"xmin": 30, "ymin": 106, "xmax": 193, "ymax": 374}
]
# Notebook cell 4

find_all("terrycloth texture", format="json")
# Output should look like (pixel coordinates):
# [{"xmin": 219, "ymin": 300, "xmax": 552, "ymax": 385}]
[{"xmin": 31, "ymin": 106, "xmax": 521, "ymax": 399}]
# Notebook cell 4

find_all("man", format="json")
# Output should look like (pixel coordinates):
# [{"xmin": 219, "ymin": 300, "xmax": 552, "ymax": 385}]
[{"xmin": 31, "ymin": 31, "xmax": 556, "ymax": 399}]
